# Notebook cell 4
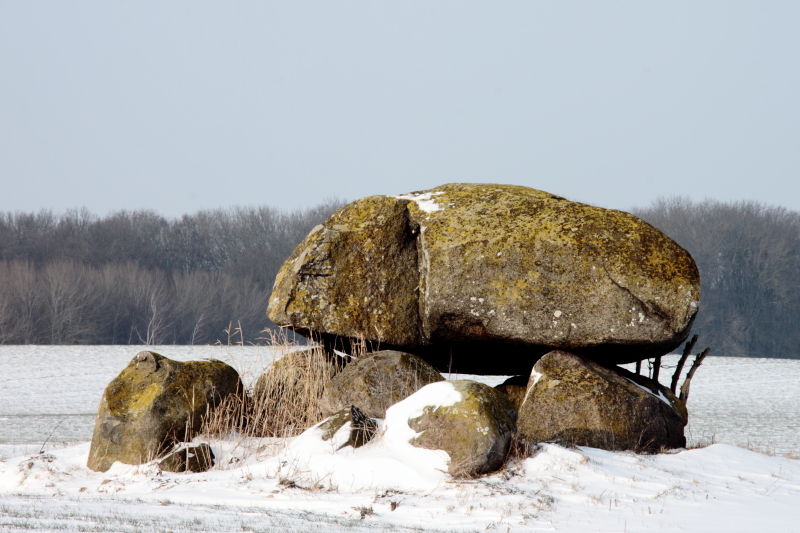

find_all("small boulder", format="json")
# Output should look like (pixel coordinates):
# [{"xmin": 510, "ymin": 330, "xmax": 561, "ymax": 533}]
[
  {"xmin": 318, "ymin": 405, "xmax": 378, "ymax": 450},
  {"xmin": 405, "ymin": 380, "xmax": 517, "ymax": 478},
  {"xmin": 87, "ymin": 351, "xmax": 243, "ymax": 472},
  {"xmin": 159, "ymin": 443, "xmax": 215, "ymax": 473},
  {"xmin": 517, "ymin": 350, "xmax": 687, "ymax": 451},
  {"xmin": 319, "ymin": 350, "xmax": 444, "ymax": 419}
]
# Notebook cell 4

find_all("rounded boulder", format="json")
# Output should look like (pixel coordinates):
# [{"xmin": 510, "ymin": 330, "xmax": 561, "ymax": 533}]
[
  {"xmin": 517, "ymin": 350, "xmax": 688, "ymax": 451},
  {"xmin": 405, "ymin": 380, "xmax": 517, "ymax": 478},
  {"xmin": 87, "ymin": 351, "xmax": 243, "ymax": 472},
  {"xmin": 319, "ymin": 350, "xmax": 444, "ymax": 419}
]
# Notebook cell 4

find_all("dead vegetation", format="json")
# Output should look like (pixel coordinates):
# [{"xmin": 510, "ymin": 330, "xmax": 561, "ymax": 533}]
[{"xmin": 200, "ymin": 340, "xmax": 339, "ymax": 439}]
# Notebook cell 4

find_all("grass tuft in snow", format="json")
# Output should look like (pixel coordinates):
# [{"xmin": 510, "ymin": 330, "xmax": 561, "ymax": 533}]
[{"xmin": 200, "ymin": 336, "xmax": 338, "ymax": 444}]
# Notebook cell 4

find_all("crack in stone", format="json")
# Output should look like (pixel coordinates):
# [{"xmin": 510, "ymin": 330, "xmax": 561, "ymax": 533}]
[{"xmin": 602, "ymin": 264, "xmax": 669, "ymax": 322}]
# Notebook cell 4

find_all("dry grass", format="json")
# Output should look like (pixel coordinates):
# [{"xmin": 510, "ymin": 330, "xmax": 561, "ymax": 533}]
[
  {"xmin": 505, "ymin": 432, "xmax": 538, "ymax": 462},
  {"xmin": 201, "ymin": 338, "xmax": 340, "ymax": 439},
  {"xmin": 249, "ymin": 342, "xmax": 340, "ymax": 437}
]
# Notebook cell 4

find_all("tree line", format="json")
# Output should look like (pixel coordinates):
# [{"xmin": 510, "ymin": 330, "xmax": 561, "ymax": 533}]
[
  {"xmin": 0, "ymin": 200, "xmax": 344, "ymax": 345},
  {"xmin": 1, "ymin": 195, "xmax": 798, "ymax": 358},
  {"xmin": 633, "ymin": 197, "xmax": 800, "ymax": 359}
]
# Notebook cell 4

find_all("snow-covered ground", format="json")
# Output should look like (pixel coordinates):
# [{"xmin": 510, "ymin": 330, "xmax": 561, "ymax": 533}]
[
  {"xmin": 2, "ymin": 427, "xmax": 799, "ymax": 532},
  {"xmin": 1, "ymin": 346, "xmax": 800, "ymax": 532}
]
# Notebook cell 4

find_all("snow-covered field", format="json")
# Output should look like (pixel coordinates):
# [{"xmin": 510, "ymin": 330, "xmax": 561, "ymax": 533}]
[{"xmin": 1, "ymin": 345, "xmax": 800, "ymax": 532}]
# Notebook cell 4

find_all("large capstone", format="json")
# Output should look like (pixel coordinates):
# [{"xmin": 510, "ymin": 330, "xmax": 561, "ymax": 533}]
[
  {"xmin": 319, "ymin": 350, "xmax": 444, "ymax": 419},
  {"xmin": 516, "ymin": 350, "xmax": 688, "ymax": 451},
  {"xmin": 87, "ymin": 351, "xmax": 243, "ymax": 472},
  {"xmin": 268, "ymin": 183, "xmax": 700, "ymax": 374}
]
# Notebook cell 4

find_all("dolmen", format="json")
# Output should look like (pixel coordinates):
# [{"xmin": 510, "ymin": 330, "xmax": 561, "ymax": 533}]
[
  {"xmin": 87, "ymin": 183, "xmax": 700, "ymax": 478},
  {"xmin": 268, "ymin": 183, "xmax": 699, "ymax": 462}
]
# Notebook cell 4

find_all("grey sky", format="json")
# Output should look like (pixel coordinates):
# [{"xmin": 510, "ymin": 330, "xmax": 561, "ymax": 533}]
[{"xmin": 1, "ymin": 1, "xmax": 798, "ymax": 218}]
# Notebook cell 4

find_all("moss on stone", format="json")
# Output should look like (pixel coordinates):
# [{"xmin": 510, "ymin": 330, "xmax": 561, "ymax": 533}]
[
  {"xmin": 268, "ymin": 183, "xmax": 701, "ymax": 368},
  {"xmin": 268, "ymin": 196, "xmax": 421, "ymax": 346},
  {"xmin": 404, "ymin": 184, "xmax": 699, "ymax": 358}
]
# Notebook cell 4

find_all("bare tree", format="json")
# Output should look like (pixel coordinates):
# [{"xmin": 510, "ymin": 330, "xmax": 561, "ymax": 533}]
[
  {"xmin": 0, "ymin": 262, "xmax": 16, "ymax": 344},
  {"xmin": 7, "ymin": 261, "xmax": 45, "ymax": 343},
  {"xmin": 0, "ymin": 199, "xmax": 344, "ymax": 345},
  {"xmin": 41, "ymin": 261, "xmax": 97, "ymax": 344},
  {"xmin": 634, "ymin": 197, "xmax": 800, "ymax": 358}
]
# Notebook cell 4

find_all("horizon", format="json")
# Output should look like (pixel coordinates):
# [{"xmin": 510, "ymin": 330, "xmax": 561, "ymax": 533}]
[{"xmin": 1, "ymin": 188, "xmax": 799, "ymax": 221}]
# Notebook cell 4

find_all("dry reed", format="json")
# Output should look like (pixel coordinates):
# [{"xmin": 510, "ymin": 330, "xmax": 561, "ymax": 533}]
[{"xmin": 200, "ymin": 334, "xmax": 343, "ymax": 439}]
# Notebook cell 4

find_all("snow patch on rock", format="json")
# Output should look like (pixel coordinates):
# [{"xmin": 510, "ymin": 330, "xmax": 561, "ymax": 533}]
[{"xmin": 394, "ymin": 191, "xmax": 445, "ymax": 213}]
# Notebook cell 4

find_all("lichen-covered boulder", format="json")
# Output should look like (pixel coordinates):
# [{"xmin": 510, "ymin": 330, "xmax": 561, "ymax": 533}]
[
  {"xmin": 405, "ymin": 380, "xmax": 517, "ymax": 478},
  {"xmin": 158, "ymin": 443, "xmax": 215, "ymax": 473},
  {"xmin": 517, "ymin": 350, "xmax": 687, "ymax": 451},
  {"xmin": 87, "ymin": 351, "xmax": 243, "ymax": 472},
  {"xmin": 268, "ymin": 183, "xmax": 699, "ymax": 373},
  {"xmin": 319, "ymin": 350, "xmax": 444, "ymax": 418}
]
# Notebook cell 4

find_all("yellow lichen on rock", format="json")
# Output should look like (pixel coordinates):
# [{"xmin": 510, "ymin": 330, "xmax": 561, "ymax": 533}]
[
  {"xmin": 87, "ymin": 351, "xmax": 242, "ymax": 472},
  {"xmin": 516, "ymin": 350, "xmax": 687, "ymax": 451},
  {"xmin": 268, "ymin": 196, "xmax": 421, "ymax": 346},
  {"xmin": 268, "ymin": 183, "xmax": 700, "ymax": 370},
  {"xmin": 408, "ymin": 380, "xmax": 517, "ymax": 478},
  {"xmin": 403, "ymin": 184, "xmax": 699, "ymax": 360}
]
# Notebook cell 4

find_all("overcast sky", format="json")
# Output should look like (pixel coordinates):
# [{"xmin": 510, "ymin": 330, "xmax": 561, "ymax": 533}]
[{"xmin": 1, "ymin": 2, "xmax": 798, "ymax": 218}]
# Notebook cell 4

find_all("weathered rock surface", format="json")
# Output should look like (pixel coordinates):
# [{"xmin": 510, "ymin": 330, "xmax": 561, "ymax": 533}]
[
  {"xmin": 159, "ymin": 443, "xmax": 215, "ymax": 473},
  {"xmin": 269, "ymin": 196, "xmax": 421, "ymax": 346},
  {"xmin": 495, "ymin": 384, "xmax": 526, "ymax": 411},
  {"xmin": 319, "ymin": 350, "xmax": 443, "ymax": 419},
  {"xmin": 318, "ymin": 405, "xmax": 378, "ymax": 450},
  {"xmin": 408, "ymin": 380, "xmax": 517, "ymax": 478},
  {"xmin": 87, "ymin": 351, "xmax": 243, "ymax": 472},
  {"xmin": 517, "ymin": 350, "xmax": 687, "ymax": 451},
  {"xmin": 268, "ymin": 183, "xmax": 700, "ymax": 373},
  {"xmin": 495, "ymin": 376, "xmax": 528, "ymax": 411}
]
